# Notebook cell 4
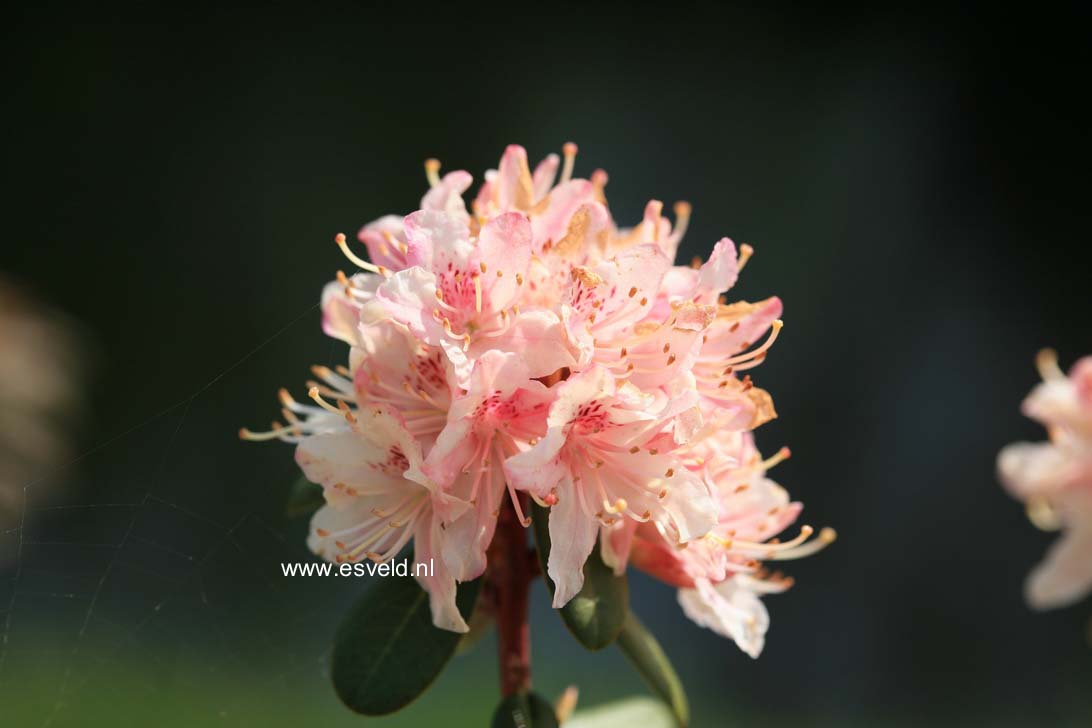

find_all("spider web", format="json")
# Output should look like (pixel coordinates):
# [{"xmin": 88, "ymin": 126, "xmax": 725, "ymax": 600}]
[{"xmin": 0, "ymin": 298, "xmax": 409, "ymax": 726}]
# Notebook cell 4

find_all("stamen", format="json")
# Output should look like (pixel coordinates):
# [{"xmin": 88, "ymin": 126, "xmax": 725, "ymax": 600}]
[
  {"xmin": 508, "ymin": 482, "xmax": 532, "ymax": 527},
  {"xmin": 336, "ymin": 233, "xmax": 385, "ymax": 275},
  {"xmin": 673, "ymin": 201, "xmax": 691, "ymax": 243},
  {"xmin": 278, "ymin": 388, "xmax": 295, "ymax": 408},
  {"xmin": 308, "ymin": 386, "xmax": 345, "ymax": 416},
  {"xmin": 336, "ymin": 270, "xmax": 351, "ymax": 289},
  {"xmin": 441, "ymin": 317, "xmax": 466, "ymax": 341},
  {"xmin": 555, "ymin": 686, "xmax": 579, "ymax": 724},
  {"xmin": 425, "ymin": 158, "xmax": 441, "ymax": 187},
  {"xmin": 238, "ymin": 423, "xmax": 300, "ymax": 441},
  {"xmin": 474, "ymin": 274, "xmax": 483, "ymax": 314},
  {"xmin": 591, "ymin": 168, "xmax": 608, "ymax": 193},
  {"xmin": 560, "ymin": 142, "xmax": 577, "ymax": 185},
  {"xmin": 1027, "ymin": 497, "xmax": 1062, "ymax": 531},
  {"xmin": 311, "ymin": 364, "xmax": 352, "ymax": 391},
  {"xmin": 760, "ymin": 446, "xmax": 792, "ymax": 471},
  {"xmin": 737, "ymin": 243, "xmax": 754, "ymax": 271},
  {"xmin": 1036, "ymin": 348, "xmax": 1065, "ymax": 381},
  {"xmin": 767, "ymin": 527, "xmax": 836, "ymax": 560},
  {"xmin": 603, "ymin": 497, "xmax": 627, "ymax": 514},
  {"xmin": 724, "ymin": 320, "xmax": 783, "ymax": 366}
]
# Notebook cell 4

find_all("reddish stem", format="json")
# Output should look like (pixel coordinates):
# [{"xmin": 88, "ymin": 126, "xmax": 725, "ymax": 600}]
[{"xmin": 487, "ymin": 493, "xmax": 532, "ymax": 696}]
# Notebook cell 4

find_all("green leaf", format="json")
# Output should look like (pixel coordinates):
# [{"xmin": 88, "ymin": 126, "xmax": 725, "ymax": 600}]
[
  {"xmin": 332, "ymin": 574, "xmax": 480, "ymax": 715},
  {"xmin": 491, "ymin": 691, "xmax": 559, "ymax": 728},
  {"xmin": 615, "ymin": 613, "xmax": 689, "ymax": 728},
  {"xmin": 531, "ymin": 502, "xmax": 629, "ymax": 650},
  {"xmin": 285, "ymin": 476, "xmax": 324, "ymax": 518}
]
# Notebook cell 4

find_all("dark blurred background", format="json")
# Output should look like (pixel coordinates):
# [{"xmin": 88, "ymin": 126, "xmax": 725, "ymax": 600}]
[{"xmin": 2, "ymin": 3, "xmax": 1090, "ymax": 725}]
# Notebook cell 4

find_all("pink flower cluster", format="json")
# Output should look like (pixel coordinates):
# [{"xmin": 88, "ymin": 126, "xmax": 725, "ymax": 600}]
[
  {"xmin": 998, "ymin": 350, "xmax": 1092, "ymax": 611},
  {"xmin": 244, "ymin": 144, "xmax": 833, "ymax": 656}
]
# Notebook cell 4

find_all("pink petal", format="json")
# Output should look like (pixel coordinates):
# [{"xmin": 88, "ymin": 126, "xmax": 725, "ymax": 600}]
[
  {"xmin": 477, "ymin": 211, "xmax": 532, "ymax": 309},
  {"xmin": 467, "ymin": 310, "xmax": 576, "ymax": 382},
  {"xmin": 362, "ymin": 267, "xmax": 441, "ymax": 342},
  {"xmin": 403, "ymin": 209, "xmax": 474, "ymax": 273},
  {"xmin": 531, "ymin": 152, "xmax": 560, "ymax": 201},
  {"xmin": 533, "ymin": 185, "xmax": 601, "ymax": 254},
  {"xmin": 494, "ymin": 144, "xmax": 535, "ymax": 211},
  {"xmin": 421, "ymin": 170, "xmax": 473, "ymax": 218},
  {"xmin": 694, "ymin": 238, "xmax": 739, "ymax": 299},
  {"xmin": 358, "ymin": 215, "xmax": 410, "ymax": 271}
]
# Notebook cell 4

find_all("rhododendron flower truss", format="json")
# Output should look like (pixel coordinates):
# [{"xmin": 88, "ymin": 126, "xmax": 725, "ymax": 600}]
[
  {"xmin": 242, "ymin": 142, "xmax": 835, "ymax": 721},
  {"xmin": 998, "ymin": 349, "xmax": 1092, "ymax": 613}
]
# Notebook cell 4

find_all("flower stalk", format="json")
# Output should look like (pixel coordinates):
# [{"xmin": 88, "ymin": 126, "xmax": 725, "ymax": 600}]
[{"xmin": 488, "ymin": 492, "xmax": 534, "ymax": 697}]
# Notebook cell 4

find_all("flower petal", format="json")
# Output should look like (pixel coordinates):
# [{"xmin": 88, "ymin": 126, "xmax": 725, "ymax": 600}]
[
  {"xmin": 467, "ymin": 310, "xmax": 576, "ymax": 382},
  {"xmin": 415, "ymin": 514, "xmax": 469, "ymax": 633},
  {"xmin": 358, "ymin": 215, "xmax": 411, "ymax": 271},
  {"xmin": 403, "ymin": 209, "xmax": 474, "ymax": 274},
  {"xmin": 531, "ymin": 152, "xmax": 560, "ymax": 201},
  {"xmin": 421, "ymin": 170, "xmax": 473, "ymax": 219},
  {"xmin": 494, "ymin": 144, "xmax": 536, "ymax": 211},
  {"xmin": 997, "ymin": 441, "xmax": 1078, "ymax": 500},
  {"xmin": 678, "ymin": 576, "xmax": 771, "ymax": 658},
  {"xmin": 1025, "ymin": 508, "xmax": 1092, "ymax": 610},
  {"xmin": 361, "ymin": 266, "xmax": 441, "ymax": 342},
  {"xmin": 547, "ymin": 477, "xmax": 600, "ymax": 608},
  {"xmin": 694, "ymin": 238, "xmax": 739, "ymax": 299},
  {"xmin": 477, "ymin": 211, "xmax": 532, "ymax": 309}
]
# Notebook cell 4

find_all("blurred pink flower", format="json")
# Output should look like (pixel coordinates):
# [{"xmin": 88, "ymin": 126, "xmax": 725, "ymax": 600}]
[{"xmin": 998, "ymin": 349, "xmax": 1092, "ymax": 610}]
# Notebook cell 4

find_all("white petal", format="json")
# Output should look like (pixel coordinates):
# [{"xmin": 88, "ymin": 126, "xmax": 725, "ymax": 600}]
[
  {"xmin": 547, "ymin": 478, "xmax": 599, "ymax": 608},
  {"xmin": 678, "ymin": 576, "xmax": 770, "ymax": 658}
]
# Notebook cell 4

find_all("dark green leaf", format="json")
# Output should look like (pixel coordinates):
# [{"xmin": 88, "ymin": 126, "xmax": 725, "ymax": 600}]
[
  {"xmin": 285, "ymin": 476, "xmax": 324, "ymax": 518},
  {"xmin": 332, "ymin": 575, "xmax": 480, "ymax": 715},
  {"xmin": 615, "ymin": 612, "xmax": 689, "ymax": 728},
  {"xmin": 491, "ymin": 691, "xmax": 559, "ymax": 728},
  {"xmin": 531, "ymin": 502, "xmax": 629, "ymax": 650}
]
